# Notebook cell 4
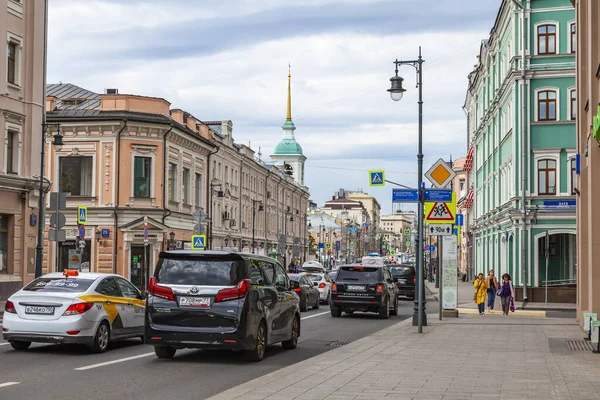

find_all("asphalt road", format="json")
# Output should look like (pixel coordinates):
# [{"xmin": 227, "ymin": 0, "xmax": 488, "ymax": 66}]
[{"xmin": 0, "ymin": 298, "xmax": 430, "ymax": 400}]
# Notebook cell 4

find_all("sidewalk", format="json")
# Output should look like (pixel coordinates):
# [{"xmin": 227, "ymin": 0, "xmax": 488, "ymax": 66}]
[
  {"xmin": 425, "ymin": 280, "xmax": 576, "ymax": 315},
  {"xmin": 207, "ymin": 315, "xmax": 598, "ymax": 400}
]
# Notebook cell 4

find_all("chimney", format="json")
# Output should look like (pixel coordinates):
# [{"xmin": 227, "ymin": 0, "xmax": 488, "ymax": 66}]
[{"xmin": 46, "ymin": 96, "xmax": 58, "ymax": 111}]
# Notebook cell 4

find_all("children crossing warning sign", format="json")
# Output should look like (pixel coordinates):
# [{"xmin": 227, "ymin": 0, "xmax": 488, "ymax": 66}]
[{"xmin": 424, "ymin": 192, "xmax": 456, "ymax": 224}]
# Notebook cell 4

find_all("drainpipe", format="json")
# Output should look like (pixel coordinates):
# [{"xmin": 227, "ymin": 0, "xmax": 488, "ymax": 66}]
[
  {"xmin": 513, "ymin": 0, "xmax": 529, "ymax": 303},
  {"xmin": 112, "ymin": 119, "xmax": 128, "ymax": 274},
  {"xmin": 161, "ymin": 122, "xmax": 175, "ymax": 234},
  {"xmin": 462, "ymin": 106, "xmax": 472, "ymax": 281},
  {"xmin": 239, "ymin": 157, "xmax": 244, "ymax": 252},
  {"xmin": 206, "ymin": 146, "xmax": 220, "ymax": 249}
]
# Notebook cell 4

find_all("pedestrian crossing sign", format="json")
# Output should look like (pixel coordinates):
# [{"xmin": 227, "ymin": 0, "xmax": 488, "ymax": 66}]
[
  {"xmin": 191, "ymin": 234, "xmax": 206, "ymax": 250},
  {"xmin": 326, "ymin": 243, "xmax": 331, "ymax": 250},
  {"xmin": 369, "ymin": 170, "xmax": 385, "ymax": 187},
  {"xmin": 77, "ymin": 206, "xmax": 87, "ymax": 225}
]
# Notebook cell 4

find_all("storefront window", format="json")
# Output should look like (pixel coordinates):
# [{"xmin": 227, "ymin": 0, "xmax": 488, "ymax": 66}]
[
  {"xmin": 58, "ymin": 240, "xmax": 91, "ymax": 272},
  {"xmin": 0, "ymin": 215, "xmax": 8, "ymax": 272}
]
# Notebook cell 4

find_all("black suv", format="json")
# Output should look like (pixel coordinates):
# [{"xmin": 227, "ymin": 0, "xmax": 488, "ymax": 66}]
[
  {"xmin": 389, "ymin": 264, "xmax": 416, "ymax": 300},
  {"xmin": 144, "ymin": 251, "xmax": 300, "ymax": 362},
  {"xmin": 330, "ymin": 264, "xmax": 398, "ymax": 318}
]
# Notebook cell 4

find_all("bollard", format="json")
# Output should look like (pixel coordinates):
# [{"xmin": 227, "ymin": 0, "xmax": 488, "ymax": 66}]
[
  {"xmin": 584, "ymin": 313, "xmax": 597, "ymax": 341},
  {"xmin": 592, "ymin": 321, "xmax": 600, "ymax": 354}
]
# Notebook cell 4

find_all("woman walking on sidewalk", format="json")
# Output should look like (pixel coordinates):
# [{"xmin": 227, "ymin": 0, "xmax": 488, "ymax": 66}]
[
  {"xmin": 474, "ymin": 273, "xmax": 488, "ymax": 315},
  {"xmin": 486, "ymin": 270, "xmax": 499, "ymax": 313},
  {"xmin": 499, "ymin": 273, "xmax": 515, "ymax": 316}
]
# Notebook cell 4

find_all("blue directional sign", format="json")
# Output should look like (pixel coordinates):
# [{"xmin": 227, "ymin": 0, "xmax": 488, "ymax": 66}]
[
  {"xmin": 455, "ymin": 214, "xmax": 464, "ymax": 226},
  {"xmin": 424, "ymin": 189, "xmax": 453, "ymax": 203},
  {"xmin": 318, "ymin": 242, "xmax": 324, "ymax": 249},
  {"xmin": 349, "ymin": 227, "xmax": 358, "ymax": 233},
  {"xmin": 77, "ymin": 206, "xmax": 87, "ymax": 225},
  {"xmin": 369, "ymin": 170, "xmax": 385, "ymax": 187},
  {"xmin": 543, "ymin": 200, "xmax": 576, "ymax": 208},
  {"xmin": 191, "ymin": 234, "xmax": 206, "ymax": 250},
  {"xmin": 392, "ymin": 189, "xmax": 419, "ymax": 203}
]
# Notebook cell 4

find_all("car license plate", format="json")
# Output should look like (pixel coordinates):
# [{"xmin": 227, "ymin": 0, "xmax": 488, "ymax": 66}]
[
  {"xmin": 179, "ymin": 296, "xmax": 211, "ymax": 307},
  {"xmin": 24, "ymin": 306, "xmax": 54, "ymax": 315},
  {"xmin": 347, "ymin": 285, "xmax": 365, "ymax": 291},
  {"xmin": 399, "ymin": 279, "xmax": 407, "ymax": 284}
]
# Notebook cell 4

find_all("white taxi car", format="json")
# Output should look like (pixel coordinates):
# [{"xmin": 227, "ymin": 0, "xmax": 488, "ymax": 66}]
[{"xmin": 2, "ymin": 270, "xmax": 145, "ymax": 353}]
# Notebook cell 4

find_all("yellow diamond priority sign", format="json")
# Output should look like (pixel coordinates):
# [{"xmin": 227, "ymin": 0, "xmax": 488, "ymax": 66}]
[{"xmin": 425, "ymin": 158, "xmax": 456, "ymax": 189}]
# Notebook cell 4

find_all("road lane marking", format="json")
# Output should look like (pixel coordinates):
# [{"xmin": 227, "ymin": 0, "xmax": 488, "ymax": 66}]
[
  {"xmin": 301, "ymin": 311, "xmax": 330, "ymax": 320},
  {"xmin": 0, "ymin": 343, "xmax": 10, "ymax": 346},
  {"xmin": 0, "ymin": 382, "xmax": 19, "ymax": 388},
  {"xmin": 74, "ymin": 352, "xmax": 154, "ymax": 371}
]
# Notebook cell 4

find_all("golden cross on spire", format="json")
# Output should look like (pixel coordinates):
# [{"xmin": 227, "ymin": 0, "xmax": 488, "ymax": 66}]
[{"xmin": 286, "ymin": 62, "xmax": 292, "ymax": 121}]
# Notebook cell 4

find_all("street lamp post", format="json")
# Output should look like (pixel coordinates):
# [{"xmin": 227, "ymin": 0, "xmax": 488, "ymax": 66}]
[
  {"xmin": 283, "ymin": 209, "xmax": 293, "ymax": 267},
  {"xmin": 208, "ymin": 182, "xmax": 225, "ymax": 250},
  {"xmin": 387, "ymin": 47, "xmax": 427, "ymax": 332},
  {"xmin": 251, "ymin": 200, "xmax": 264, "ymax": 254}
]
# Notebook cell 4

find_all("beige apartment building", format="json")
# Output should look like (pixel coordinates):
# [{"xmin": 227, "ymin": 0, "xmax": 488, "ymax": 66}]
[
  {"xmin": 41, "ymin": 80, "xmax": 309, "ymax": 290},
  {"xmin": 572, "ymin": 0, "xmax": 600, "ymax": 324},
  {"xmin": 0, "ymin": 0, "xmax": 45, "ymax": 299},
  {"xmin": 347, "ymin": 190, "xmax": 381, "ymax": 254},
  {"xmin": 380, "ymin": 212, "xmax": 414, "ymax": 253}
]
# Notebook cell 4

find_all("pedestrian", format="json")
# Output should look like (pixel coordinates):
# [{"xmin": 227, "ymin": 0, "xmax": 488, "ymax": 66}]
[
  {"xmin": 486, "ymin": 269, "xmax": 499, "ymax": 313},
  {"xmin": 498, "ymin": 273, "xmax": 515, "ymax": 316},
  {"xmin": 473, "ymin": 273, "xmax": 488, "ymax": 315},
  {"xmin": 288, "ymin": 260, "xmax": 295, "ymax": 273}
]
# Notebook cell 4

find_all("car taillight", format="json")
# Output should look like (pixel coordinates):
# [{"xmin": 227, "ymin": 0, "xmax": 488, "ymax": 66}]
[
  {"xmin": 148, "ymin": 277, "xmax": 175, "ymax": 301},
  {"xmin": 294, "ymin": 288, "xmax": 302, "ymax": 293},
  {"xmin": 413, "ymin": 275, "xmax": 416, "ymax": 284},
  {"xmin": 331, "ymin": 283, "xmax": 337, "ymax": 294},
  {"xmin": 63, "ymin": 302, "xmax": 94, "ymax": 316},
  {"xmin": 5, "ymin": 300, "xmax": 16, "ymax": 314},
  {"xmin": 319, "ymin": 282, "xmax": 326, "ymax": 288},
  {"xmin": 376, "ymin": 284, "xmax": 384, "ymax": 295},
  {"xmin": 215, "ymin": 279, "xmax": 251, "ymax": 303}
]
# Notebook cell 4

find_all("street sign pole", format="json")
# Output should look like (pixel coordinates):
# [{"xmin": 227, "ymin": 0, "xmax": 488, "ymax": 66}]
[
  {"xmin": 144, "ymin": 216, "xmax": 149, "ymax": 293},
  {"xmin": 439, "ymin": 236, "xmax": 443, "ymax": 321}
]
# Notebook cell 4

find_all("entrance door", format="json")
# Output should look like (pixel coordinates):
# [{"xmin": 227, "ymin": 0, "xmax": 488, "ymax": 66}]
[{"xmin": 130, "ymin": 245, "xmax": 150, "ymax": 291}]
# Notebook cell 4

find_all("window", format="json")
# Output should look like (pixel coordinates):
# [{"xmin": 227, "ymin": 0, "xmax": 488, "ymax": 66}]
[
  {"xmin": 570, "ymin": 23, "xmax": 576, "ymax": 53},
  {"xmin": 538, "ymin": 159, "xmax": 556, "ymax": 195},
  {"xmin": 168, "ymin": 163, "xmax": 177, "ymax": 202},
  {"xmin": 195, "ymin": 173, "xmax": 202, "ymax": 208},
  {"xmin": 0, "ymin": 215, "xmax": 8, "ymax": 272},
  {"xmin": 259, "ymin": 262, "xmax": 275, "ymax": 285},
  {"xmin": 225, "ymin": 165, "xmax": 228, "ymax": 183},
  {"xmin": 537, "ymin": 24, "xmax": 556, "ymax": 55},
  {"xmin": 537, "ymin": 90, "xmax": 557, "ymax": 121},
  {"xmin": 116, "ymin": 278, "xmax": 141, "ymax": 299},
  {"xmin": 6, "ymin": 130, "xmax": 17, "ymax": 173},
  {"xmin": 182, "ymin": 167, "xmax": 190, "ymax": 204},
  {"xmin": 95, "ymin": 277, "xmax": 121, "ymax": 297},
  {"xmin": 571, "ymin": 158, "xmax": 577, "ymax": 195},
  {"xmin": 570, "ymin": 90, "xmax": 576, "ymax": 120},
  {"xmin": 133, "ymin": 157, "xmax": 151, "ymax": 198},
  {"xmin": 59, "ymin": 156, "xmax": 93, "ymax": 196},
  {"xmin": 7, "ymin": 42, "xmax": 17, "ymax": 84}
]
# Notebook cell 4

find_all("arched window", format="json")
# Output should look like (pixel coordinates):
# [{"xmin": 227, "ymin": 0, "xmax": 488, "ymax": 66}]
[
  {"xmin": 538, "ymin": 24, "xmax": 557, "ymax": 55},
  {"xmin": 538, "ymin": 90, "xmax": 557, "ymax": 121},
  {"xmin": 538, "ymin": 159, "xmax": 556, "ymax": 195}
]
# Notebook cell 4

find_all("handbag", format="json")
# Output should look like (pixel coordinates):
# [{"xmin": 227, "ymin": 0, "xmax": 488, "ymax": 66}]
[
  {"xmin": 510, "ymin": 298, "xmax": 515, "ymax": 313},
  {"xmin": 496, "ymin": 288, "xmax": 503, "ymax": 297}
]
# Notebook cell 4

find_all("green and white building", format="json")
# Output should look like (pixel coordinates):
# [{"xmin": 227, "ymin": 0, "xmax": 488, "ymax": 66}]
[{"xmin": 464, "ymin": 0, "xmax": 576, "ymax": 294}]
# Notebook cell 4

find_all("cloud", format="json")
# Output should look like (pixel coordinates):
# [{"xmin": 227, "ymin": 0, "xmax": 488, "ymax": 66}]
[{"xmin": 47, "ymin": 0, "xmax": 499, "ymax": 214}]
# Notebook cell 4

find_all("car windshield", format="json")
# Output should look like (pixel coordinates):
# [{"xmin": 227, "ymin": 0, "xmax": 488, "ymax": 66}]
[
  {"xmin": 389, "ymin": 266, "xmax": 414, "ymax": 276},
  {"xmin": 305, "ymin": 274, "xmax": 323, "ymax": 282},
  {"xmin": 156, "ymin": 258, "xmax": 243, "ymax": 286},
  {"xmin": 337, "ymin": 267, "xmax": 380, "ymax": 282},
  {"xmin": 22, "ymin": 277, "xmax": 95, "ymax": 293}
]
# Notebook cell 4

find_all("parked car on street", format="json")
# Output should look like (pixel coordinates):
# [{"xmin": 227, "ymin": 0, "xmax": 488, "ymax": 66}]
[
  {"xmin": 301, "ymin": 271, "xmax": 334, "ymax": 304},
  {"xmin": 145, "ymin": 251, "xmax": 300, "ymax": 362},
  {"xmin": 288, "ymin": 274, "xmax": 320, "ymax": 311},
  {"xmin": 389, "ymin": 264, "xmax": 416, "ymax": 300},
  {"xmin": 330, "ymin": 264, "xmax": 398, "ymax": 318},
  {"xmin": 2, "ymin": 270, "xmax": 145, "ymax": 353}
]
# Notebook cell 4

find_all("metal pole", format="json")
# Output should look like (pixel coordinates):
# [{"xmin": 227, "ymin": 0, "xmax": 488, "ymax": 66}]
[
  {"xmin": 414, "ymin": 46, "xmax": 427, "ymax": 331},
  {"xmin": 144, "ymin": 241, "xmax": 148, "ymax": 292},
  {"xmin": 439, "ymin": 236, "xmax": 443, "ymax": 321},
  {"xmin": 54, "ymin": 200, "xmax": 59, "ymax": 272},
  {"xmin": 435, "ymin": 238, "xmax": 440, "ymax": 288},
  {"xmin": 545, "ymin": 231, "xmax": 549, "ymax": 307},
  {"xmin": 252, "ymin": 201, "xmax": 256, "ymax": 254}
]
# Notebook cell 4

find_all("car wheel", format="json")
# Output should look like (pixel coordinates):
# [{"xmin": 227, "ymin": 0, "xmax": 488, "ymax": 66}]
[
  {"xmin": 244, "ymin": 321, "xmax": 267, "ymax": 362},
  {"xmin": 378, "ymin": 298, "xmax": 390, "ymax": 319},
  {"xmin": 89, "ymin": 321, "xmax": 110, "ymax": 353},
  {"xmin": 390, "ymin": 296, "xmax": 398, "ymax": 316},
  {"xmin": 154, "ymin": 346, "xmax": 176, "ymax": 359},
  {"xmin": 314, "ymin": 295, "xmax": 320, "ymax": 310},
  {"xmin": 300, "ymin": 295, "xmax": 308, "ymax": 312},
  {"xmin": 10, "ymin": 340, "xmax": 31, "ymax": 351},
  {"xmin": 330, "ymin": 306, "xmax": 342, "ymax": 318},
  {"xmin": 281, "ymin": 315, "xmax": 300, "ymax": 350}
]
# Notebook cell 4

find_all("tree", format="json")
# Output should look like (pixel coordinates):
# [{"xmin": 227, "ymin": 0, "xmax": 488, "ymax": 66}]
[{"xmin": 308, "ymin": 234, "xmax": 316, "ymax": 254}]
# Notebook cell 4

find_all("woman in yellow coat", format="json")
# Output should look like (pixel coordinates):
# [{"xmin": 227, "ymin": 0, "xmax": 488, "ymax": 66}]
[{"xmin": 474, "ymin": 273, "xmax": 488, "ymax": 315}]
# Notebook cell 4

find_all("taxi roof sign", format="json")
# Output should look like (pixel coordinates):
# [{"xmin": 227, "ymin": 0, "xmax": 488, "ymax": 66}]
[
  {"xmin": 369, "ymin": 170, "xmax": 385, "ymax": 187},
  {"xmin": 425, "ymin": 159, "xmax": 456, "ymax": 189},
  {"xmin": 191, "ymin": 234, "xmax": 206, "ymax": 250}
]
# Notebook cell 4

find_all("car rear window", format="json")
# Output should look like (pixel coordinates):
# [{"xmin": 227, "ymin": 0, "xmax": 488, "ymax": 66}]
[
  {"xmin": 23, "ymin": 278, "xmax": 95, "ymax": 292},
  {"xmin": 390, "ymin": 266, "xmax": 415, "ymax": 276},
  {"xmin": 305, "ymin": 274, "xmax": 323, "ymax": 282},
  {"xmin": 337, "ymin": 267, "xmax": 380, "ymax": 282},
  {"xmin": 156, "ymin": 258, "xmax": 243, "ymax": 286}
]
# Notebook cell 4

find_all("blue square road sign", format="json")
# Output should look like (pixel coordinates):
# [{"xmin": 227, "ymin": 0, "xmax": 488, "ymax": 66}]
[{"xmin": 191, "ymin": 234, "xmax": 206, "ymax": 250}]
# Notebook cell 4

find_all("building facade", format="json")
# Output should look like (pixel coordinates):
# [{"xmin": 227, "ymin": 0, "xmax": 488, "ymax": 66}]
[
  {"xmin": 41, "ymin": 81, "xmax": 309, "ymax": 290},
  {"xmin": 571, "ymin": 0, "xmax": 600, "ymax": 323},
  {"xmin": 347, "ymin": 191, "xmax": 381, "ymax": 254},
  {"xmin": 380, "ymin": 212, "xmax": 414, "ymax": 254},
  {"xmin": 465, "ymin": 0, "xmax": 576, "ymax": 300},
  {"xmin": 0, "ymin": 0, "xmax": 45, "ymax": 299}
]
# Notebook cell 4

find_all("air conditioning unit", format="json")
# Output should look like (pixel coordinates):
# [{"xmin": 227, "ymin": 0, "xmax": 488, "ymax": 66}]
[
  {"xmin": 229, "ymin": 219, "xmax": 236, "ymax": 227},
  {"xmin": 222, "ymin": 211, "xmax": 230, "ymax": 220}
]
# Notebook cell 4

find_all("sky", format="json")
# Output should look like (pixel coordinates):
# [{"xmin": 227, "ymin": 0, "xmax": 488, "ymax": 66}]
[{"xmin": 47, "ymin": 0, "xmax": 501, "ymax": 215}]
